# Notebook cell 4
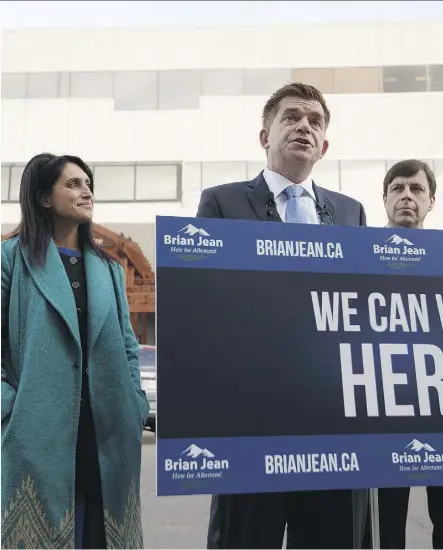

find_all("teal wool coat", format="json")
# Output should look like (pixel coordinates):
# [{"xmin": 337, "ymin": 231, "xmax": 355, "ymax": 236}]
[{"xmin": 1, "ymin": 237, "xmax": 149, "ymax": 549}]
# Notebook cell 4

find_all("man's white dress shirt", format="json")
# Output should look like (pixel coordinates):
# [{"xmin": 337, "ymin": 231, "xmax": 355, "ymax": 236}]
[{"xmin": 263, "ymin": 167, "xmax": 319, "ymax": 224}]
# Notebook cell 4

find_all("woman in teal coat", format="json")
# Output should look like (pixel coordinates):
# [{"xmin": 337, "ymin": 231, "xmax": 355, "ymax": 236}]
[{"xmin": 1, "ymin": 153, "xmax": 149, "ymax": 549}]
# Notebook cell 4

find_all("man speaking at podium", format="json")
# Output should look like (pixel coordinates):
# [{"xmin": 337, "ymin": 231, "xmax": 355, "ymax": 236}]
[{"xmin": 196, "ymin": 82, "xmax": 368, "ymax": 549}]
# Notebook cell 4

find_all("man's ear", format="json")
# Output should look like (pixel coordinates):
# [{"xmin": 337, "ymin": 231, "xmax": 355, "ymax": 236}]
[
  {"xmin": 259, "ymin": 128, "xmax": 269, "ymax": 151},
  {"xmin": 320, "ymin": 139, "xmax": 329, "ymax": 158}
]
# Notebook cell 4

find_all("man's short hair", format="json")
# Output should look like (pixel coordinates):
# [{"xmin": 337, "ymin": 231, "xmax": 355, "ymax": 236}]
[
  {"xmin": 383, "ymin": 159, "xmax": 437, "ymax": 198},
  {"xmin": 262, "ymin": 82, "xmax": 331, "ymax": 131}
]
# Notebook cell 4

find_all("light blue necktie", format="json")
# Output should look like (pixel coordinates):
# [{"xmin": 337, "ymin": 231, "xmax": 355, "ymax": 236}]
[{"xmin": 283, "ymin": 185, "xmax": 309, "ymax": 223}]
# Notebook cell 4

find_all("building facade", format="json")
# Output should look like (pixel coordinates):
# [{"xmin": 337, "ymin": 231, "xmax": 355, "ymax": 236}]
[{"xmin": 2, "ymin": 21, "xmax": 443, "ymax": 265}]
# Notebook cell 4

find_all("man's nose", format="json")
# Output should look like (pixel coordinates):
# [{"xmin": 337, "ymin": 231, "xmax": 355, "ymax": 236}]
[
  {"xmin": 400, "ymin": 186, "xmax": 413, "ymax": 200},
  {"xmin": 297, "ymin": 117, "xmax": 310, "ymax": 133}
]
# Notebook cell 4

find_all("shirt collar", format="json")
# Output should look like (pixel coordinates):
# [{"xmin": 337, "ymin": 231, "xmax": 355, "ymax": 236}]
[{"xmin": 263, "ymin": 167, "xmax": 315, "ymax": 201}]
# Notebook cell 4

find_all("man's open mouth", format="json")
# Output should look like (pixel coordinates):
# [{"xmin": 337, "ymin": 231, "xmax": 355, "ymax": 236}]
[{"xmin": 292, "ymin": 137, "xmax": 311, "ymax": 146}]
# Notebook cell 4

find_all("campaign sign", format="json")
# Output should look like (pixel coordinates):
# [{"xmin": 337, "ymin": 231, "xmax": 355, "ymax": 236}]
[{"xmin": 155, "ymin": 215, "xmax": 443, "ymax": 496}]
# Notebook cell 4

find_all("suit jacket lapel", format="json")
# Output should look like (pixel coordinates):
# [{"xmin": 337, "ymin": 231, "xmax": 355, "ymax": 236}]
[
  {"xmin": 20, "ymin": 239, "xmax": 81, "ymax": 350},
  {"xmin": 313, "ymin": 182, "xmax": 336, "ymax": 225},
  {"xmin": 84, "ymin": 248, "xmax": 112, "ymax": 351},
  {"xmin": 246, "ymin": 172, "xmax": 282, "ymax": 222}
]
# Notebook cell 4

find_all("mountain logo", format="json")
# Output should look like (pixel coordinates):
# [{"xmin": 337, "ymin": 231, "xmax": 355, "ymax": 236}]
[
  {"xmin": 164, "ymin": 443, "xmax": 230, "ymax": 480},
  {"xmin": 373, "ymin": 232, "xmax": 425, "ymax": 269},
  {"xmin": 391, "ymin": 439, "xmax": 442, "ymax": 473},
  {"xmin": 163, "ymin": 222, "xmax": 224, "ymax": 262},
  {"xmin": 182, "ymin": 444, "xmax": 216, "ymax": 459},
  {"xmin": 385, "ymin": 234, "xmax": 413, "ymax": 246},
  {"xmin": 405, "ymin": 439, "xmax": 436, "ymax": 452},
  {"xmin": 179, "ymin": 224, "xmax": 210, "ymax": 237}
]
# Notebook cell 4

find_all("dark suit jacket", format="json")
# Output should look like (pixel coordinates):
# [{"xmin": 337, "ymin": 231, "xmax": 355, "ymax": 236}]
[
  {"xmin": 197, "ymin": 171, "xmax": 366, "ymax": 226},
  {"xmin": 197, "ymin": 171, "xmax": 368, "ymax": 549}
]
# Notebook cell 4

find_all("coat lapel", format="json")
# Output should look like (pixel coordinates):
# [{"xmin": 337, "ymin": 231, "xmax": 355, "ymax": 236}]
[
  {"xmin": 246, "ymin": 172, "xmax": 282, "ymax": 222},
  {"xmin": 84, "ymin": 248, "xmax": 112, "ymax": 351},
  {"xmin": 313, "ymin": 182, "xmax": 336, "ymax": 225},
  {"xmin": 20, "ymin": 239, "xmax": 81, "ymax": 351},
  {"xmin": 246, "ymin": 173, "xmax": 337, "ymax": 225}
]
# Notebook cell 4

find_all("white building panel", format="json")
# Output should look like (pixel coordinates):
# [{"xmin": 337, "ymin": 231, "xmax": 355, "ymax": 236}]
[
  {"xmin": 200, "ymin": 98, "xmax": 226, "ymax": 162},
  {"xmin": 182, "ymin": 162, "xmax": 202, "ymax": 195},
  {"xmin": 132, "ymin": 110, "xmax": 160, "ymax": 161},
  {"xmin": 155, "ymin": 110, "xmax": 200, "ymax": 162},
  {"xmin": 4, "ymin": 93, "xmax": 442, "ymax": 164},
  {"xmin": 324, "ymin": 93, "xmax": 443, "ymax": 160},
  {"xmin": 110, "ymin": 111, "xmax": 137, "ymax": 162},
  {"xmin": 311, "ymin": 160, "xmax": 341, "ymax": 192},
  {"xmin": 340, "ymin": 160, "xmax": 388, "ymax": 227},
  {"xmin": 2, "ymin": 22, "xmax": 442, "ymax": 72},
  {"xmin": 427, "ymin": 21, "xmax": 443, "ymax": 65},
  {"xmin": 1, "ymin": 99, "xmax": 26, "ymax": 162},
  {"xmin": 377, "ymin": 22, "xmax": 430, "ymax": 66}
]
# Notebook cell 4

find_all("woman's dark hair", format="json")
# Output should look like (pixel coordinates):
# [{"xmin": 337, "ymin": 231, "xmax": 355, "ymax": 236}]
[{"xmin": 10, "ymin": 152, "xmax": 113, "ymax": 265}]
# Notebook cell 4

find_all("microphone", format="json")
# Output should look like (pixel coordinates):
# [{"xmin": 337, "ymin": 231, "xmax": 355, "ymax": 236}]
[
  {"xmin": 315, "ymin": 202, "xmax": 333, "ymax": 225},
  {"xmin": 265, "ymin": 192, "xmax": 279, "ymax": 219}
]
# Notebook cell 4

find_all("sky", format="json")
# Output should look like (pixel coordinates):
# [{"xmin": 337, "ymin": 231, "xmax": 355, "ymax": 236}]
[{"xmin": 1, "ymin": 0, "xmax": 442, "ymax": 28}]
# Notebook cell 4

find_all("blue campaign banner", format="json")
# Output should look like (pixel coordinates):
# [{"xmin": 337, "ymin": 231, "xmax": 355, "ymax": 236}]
[{"xmin": 155, "ymin": 215, "xmax": 443, "ymax": 497}]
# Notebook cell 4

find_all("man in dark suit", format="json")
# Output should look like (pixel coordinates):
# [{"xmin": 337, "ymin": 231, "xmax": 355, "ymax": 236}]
[
  {"xmin": 363, "ymin": 159, "xmax": 442, "ymax": 550},
  {"xmin": 196, "ymin": 82, "xmax": 368, "ymax": 549}
]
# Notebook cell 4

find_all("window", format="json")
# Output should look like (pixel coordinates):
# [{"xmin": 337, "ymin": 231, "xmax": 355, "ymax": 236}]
[
  {"xmin": 28, "ymin": 72, "xmax": 58, "ymax": 98},
  {"xmin": 245, "ymin": 69, "xmax": 292, "ymax": 95},
  {"xmin": 1, "ymin": 166, "xmax": 10, "ymax": 201},
  {"xmin": 135, "ymin": 165, "xmax": 179, "ymax": 200},
  {"xmin": 202, "ymin": 162, "xmax": 247, "ymax": 189},
  {"xmin": 70, "ymin": 72, "xmax": 113, "ymax": 98},
  {"xmin": 382, "ymin": 66, "xmax": 427, "ymax": 93},
  {"xmin": 202, "ymin": 70, "xmax": 245, "ymax": 95},
  {"xmin": 429, "ymin": 65, "xmax": 443, "ymax": 92},
  {"xmin": 114, "ymin": 71, "xmax": 158, "ymax": 111},
  {"xmin": 9, "ymin": 166, "xmax": 25, "ymax": 201},
  {"xmin": 93, "ymin": 165, "xmax": 135, "ymax": 201},
  {"xmin": 291, "ymin": 69, "xmax": 335, "ymax": 94},
  {"xmin": 334, "ymin": 67, "xmax": 381, "ymax": 94},
  {"xmin": 158, "ymin": 71, "xmax": 201, "ymax": 110},
  {"xmin": 2, "ymin": 73, "xmax": 27, "ymax": 99}
]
